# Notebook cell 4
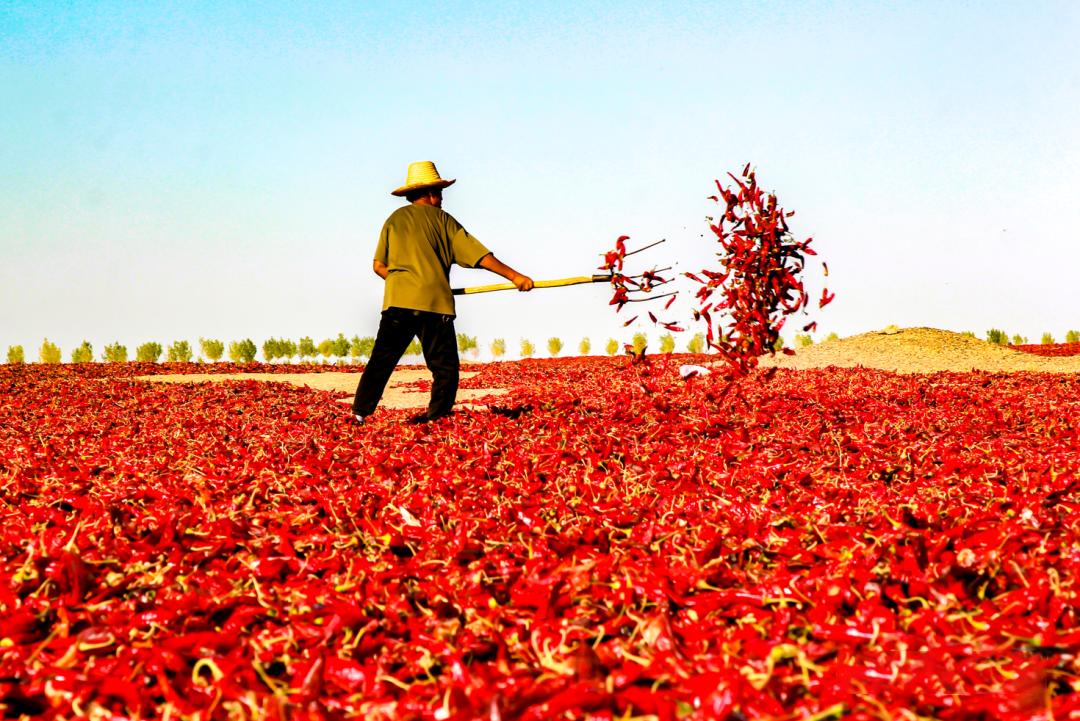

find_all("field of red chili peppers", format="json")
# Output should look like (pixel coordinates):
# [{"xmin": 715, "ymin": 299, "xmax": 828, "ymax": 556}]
[{"xmin": 3, "ymin": 358, "xmax": 1080, "ymax": 720}]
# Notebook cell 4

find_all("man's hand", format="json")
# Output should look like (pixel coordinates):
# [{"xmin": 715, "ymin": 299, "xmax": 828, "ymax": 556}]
[
  {"xmin": 513, "ymin": 273, "xmax": 534, "ymax": 292},
  {"xmin": 373, "ymin": 260, "xmax": 389, "ymax": 279}
]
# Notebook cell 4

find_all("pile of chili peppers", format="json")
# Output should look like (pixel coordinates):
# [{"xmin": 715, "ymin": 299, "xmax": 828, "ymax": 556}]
[
  {"xmin": 1012, "ymin": 343, "xmax": 1080, "ymax": 357},
  {"xmin": 2, "ymin": 358, "xmax": 1080, "ymax": 719}
]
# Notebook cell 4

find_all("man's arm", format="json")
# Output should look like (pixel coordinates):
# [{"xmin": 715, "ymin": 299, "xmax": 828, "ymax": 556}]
[
  {"xmin": 478, "ymin": 254, "xmax": 534, "ymax": 291},
  {"xmin": 373, "ymin": 260, "xmax": 388, "ymax": 279}
]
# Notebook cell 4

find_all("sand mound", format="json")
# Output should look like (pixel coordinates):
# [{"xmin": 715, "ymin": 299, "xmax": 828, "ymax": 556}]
[{"xmin": 758, "ymin": 327, "xmax": 1080, "ymax": 374}]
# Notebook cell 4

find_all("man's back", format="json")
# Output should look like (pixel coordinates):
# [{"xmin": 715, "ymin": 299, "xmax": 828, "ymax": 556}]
[{"xmin": 375, "ymin": 204, "xmax": 489, "ymax": 316}]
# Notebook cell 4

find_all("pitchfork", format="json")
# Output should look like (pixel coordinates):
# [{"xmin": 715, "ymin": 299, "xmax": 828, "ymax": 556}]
[{"xmin": 451, "ymin": 239, "xmax": 673, "ymax": 300}]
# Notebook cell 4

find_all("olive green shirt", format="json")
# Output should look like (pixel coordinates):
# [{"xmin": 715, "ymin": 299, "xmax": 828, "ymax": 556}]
[{"xmin": 374, "ymin": 204, "xmax": 491, "ymax": 317}]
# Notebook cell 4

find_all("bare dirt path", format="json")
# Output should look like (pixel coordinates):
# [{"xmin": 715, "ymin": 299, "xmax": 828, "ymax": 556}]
[{"xmin": 134, "ymin": 369, "xmax": 507, "ymax": 410}]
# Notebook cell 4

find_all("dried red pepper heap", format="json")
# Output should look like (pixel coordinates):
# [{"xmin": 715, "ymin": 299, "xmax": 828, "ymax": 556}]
[
  {"xmin": 1012, "ymin": 342, "xmax": 1080, "ymax": 357},
  {"xmin": 686, "ymin": 164, "xmax": 829, "ymax": 375},
  {"xmin": 3, "ymin": 361, "xmax": 1080, "ymax": 719}
]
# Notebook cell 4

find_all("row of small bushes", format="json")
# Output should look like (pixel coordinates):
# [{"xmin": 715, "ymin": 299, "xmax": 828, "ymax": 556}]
[
  {"xmin": 13, "ymin": 328, "xmax": 1074, "ymax": 365},
  {"xmin": 5, "ymin": 337, "xmax": 372, "ymax": 365},
  {"xmin": 6, "ymin": 339, "xmax": 260, "ymax": 365},
  {"xmin": 6, "ymin": 332, "xmax": 721, "ymax": 365},
  {"xmin": 983, "ymin": 329, "xmax": 1080, "ymax": 346}
]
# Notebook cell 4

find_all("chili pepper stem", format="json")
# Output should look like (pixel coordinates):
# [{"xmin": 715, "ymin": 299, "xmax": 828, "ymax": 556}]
[
  {"xmin": 252, "ymin": 660, "xmax": 290, "ymax": 697},
  {"xmin": 805, "ymin": 703, "xmax": 847, "ymax": 721},
  {"xmin": 24, "ymin": 625, "xmax": 60, "ymax": 664}
]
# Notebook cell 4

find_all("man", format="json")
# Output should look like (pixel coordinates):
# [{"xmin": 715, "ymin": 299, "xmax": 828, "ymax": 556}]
[{"xmin": 352, "ymin": 161, "xmax": 534, "ymax": 423}]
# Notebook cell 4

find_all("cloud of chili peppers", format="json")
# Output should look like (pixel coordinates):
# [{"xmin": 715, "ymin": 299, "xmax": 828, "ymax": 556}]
[{"xmin": 602, "ymin": 164, "xmax": 832, "ymax": 375}]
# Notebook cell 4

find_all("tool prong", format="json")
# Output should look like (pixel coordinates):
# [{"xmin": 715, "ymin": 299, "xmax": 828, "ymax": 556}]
[
  {"xmin": 623, "ymin": 238, "xmax": 666, "ymax": 258},
  {"xmin": 625, "ymin": 291, "xmax": 678, "ymax": 304}
]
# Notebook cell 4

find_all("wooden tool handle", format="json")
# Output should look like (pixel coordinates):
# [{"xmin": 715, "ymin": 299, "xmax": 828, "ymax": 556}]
[{"xmin": 452, "ymin": 274, "xmax": 610, "ymax": 296}]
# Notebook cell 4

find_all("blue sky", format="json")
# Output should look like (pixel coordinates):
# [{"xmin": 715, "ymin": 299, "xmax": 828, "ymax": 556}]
[{"xmin": 2, "ymin": 1, "xmax": 1078, "ymax": 359}]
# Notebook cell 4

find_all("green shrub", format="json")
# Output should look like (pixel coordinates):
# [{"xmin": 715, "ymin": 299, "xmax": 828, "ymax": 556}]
[
  {"xmin": 1041, "ymin": 332, "xmax": 1055, "ymax": 345},
  {"xmin": 405, "ymin": 338, "xmax": 423, "ymax": 357},
  {"xmin": 520, "ymin": 339, "xmax": 535, "ymax": 358},
  {"xmin": 457, "ymin": 333, "xmax": 478, "ymax": 355},
  {"xmin": 687, "ymin": 333, "xmax": 704, "ymax": 354},
  {"xmin": 167, "ymin": 340, "xmax": 192, "ymax": 363},
  {"xmin": 350, "ymin": 336, "xmax": 374, "ymax": 362},
  {"xmin": 262, "ymin": 337, "xmax": 298, "ymax": 363},
  {"xmin": 631, "ymin": 333, "xmax": 647, "ymax": 355},
  {"xmin": 795, "ymin": 333, "xmax": 814, "ymax": 348},
  {"xmin": 659, "ymin": 333, "xmax": 675, "ymax": 354},
  {"xmin": 71, "ymin": 340, "xmax": 94, "ymax": 364},
  {"xmin": 986, "ymin": 329, "xmax": 1008, "ymax": 346},
  {"xmin": 199, "ymin": 338, "xmax": 224, "ymax": 362},
  {"xmin": 135, "ymin": 342, "xmax": 162, "ymax": 363},
  {"xmin": 262, "ymin": 337, "xmax": 282, "ymax": 362},
  {"xmin": 40, "ymin": 339, "xmax": 62, "ymax": 364},
  {"xmin": 7, "ymin": 345, "xmax": 25, "ymax": 364},
  {"xmin": 547, "ymin": 337, "xmax": 563, "ymax": 357},
  {"xmin": 578, "ymin": 338, "xmax": 591, "ymax": 356},
  {"xmin": 825, "ymin": 332, "xmax": 840, "ymax": 342},
  {"xmin": 490, "ymin": 338, "xmax": 506, "ymax": 358},
  {"xmin": 960, "ymin": 331, "xmax": 977, "ymax": 339},
  {"xmin": 1010, "ymin": 334, "xmax": 1027, "ymax": 345},
  {"xmin": 298, "ymin": 337, "xmax": 316, "ymax": 361},
  {"xmin": 103, "ymin": 342, "xmax": 127, "ymax": 363},
  {"xmin": 332, "ymin": 333, "xmax": 350, "ymax": 359},
  {"xmin": 605, "ymin": 338, "xmax": 619, "ymax": 356},
  {"xmin": 228, "ymin": 339, "xmax": 257, "ymax": 363},
  {"xmin": 1066, "ymin": 330, "xmax": 1080, "ymax": 343}
]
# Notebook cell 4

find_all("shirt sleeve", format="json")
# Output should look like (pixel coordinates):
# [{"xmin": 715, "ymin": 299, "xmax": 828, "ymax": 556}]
[
  {"xmin": 451, "ymin": 227, "xmax": 491, "ymax": 268},
  {"xmin": 444, "ymin": 214, "xmax": 490, "ymax": 268},
  {"xmin": 374, "ymin": 219, "xmax": 390, "ymax": 264}
]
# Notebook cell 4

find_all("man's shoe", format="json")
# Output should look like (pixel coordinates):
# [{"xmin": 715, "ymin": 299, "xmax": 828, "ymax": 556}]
[{"xmin": 354, "ymin": 414, "xmax": 366, "ymax": 425}]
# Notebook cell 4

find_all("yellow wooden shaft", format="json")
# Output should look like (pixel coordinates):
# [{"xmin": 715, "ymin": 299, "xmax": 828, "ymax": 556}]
[{"xmin": 452, "ymin": 275, "xmax": 609, "ymax": 296}]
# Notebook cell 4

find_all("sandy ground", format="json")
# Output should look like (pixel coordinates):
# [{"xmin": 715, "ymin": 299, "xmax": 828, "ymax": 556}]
[
  {"xmin": 757, "ymin": 327, "xmax": 1080, "ymax": 373},
  {"xmin": 134, "ymin": 369, "xmax": 507, "ymax": 410}
]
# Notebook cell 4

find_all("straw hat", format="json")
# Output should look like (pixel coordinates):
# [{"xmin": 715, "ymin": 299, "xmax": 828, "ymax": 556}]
[{"xmin": 391, "ymin": 161, "xmax": 456, "ymax": 197}]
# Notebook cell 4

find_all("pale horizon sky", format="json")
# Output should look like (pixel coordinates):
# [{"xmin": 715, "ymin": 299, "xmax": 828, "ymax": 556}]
[{"xmin": 3, "ymin": 1, "xmax": 1079, "ymax": 360}]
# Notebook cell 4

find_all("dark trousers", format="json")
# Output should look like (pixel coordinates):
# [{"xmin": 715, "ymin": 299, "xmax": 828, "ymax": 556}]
[{"xmin": 352, "ymin": 307, "xmax": 459, "ymax": 419}]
